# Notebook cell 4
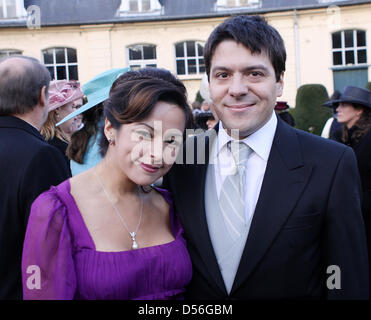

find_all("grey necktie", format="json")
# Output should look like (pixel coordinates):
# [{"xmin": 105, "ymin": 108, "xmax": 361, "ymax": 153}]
[{"xmin": 218, "ymin": 141, "xmax": 251, "ymax": 241}]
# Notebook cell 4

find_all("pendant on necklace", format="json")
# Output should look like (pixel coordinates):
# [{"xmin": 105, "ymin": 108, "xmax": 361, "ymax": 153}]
[{"xmin": 130, "ymin": 232, "xmax": 138, "ymax": 250}]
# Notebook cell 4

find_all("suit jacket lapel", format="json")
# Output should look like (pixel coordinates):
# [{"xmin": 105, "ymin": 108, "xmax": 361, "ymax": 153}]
[
  {"xmin": 177, "ymin": 128, "xmax": 228, "ymax": 295},
  {"xmin": 231, "ymin": 120, "xmax": 313, "ymax": 294}
]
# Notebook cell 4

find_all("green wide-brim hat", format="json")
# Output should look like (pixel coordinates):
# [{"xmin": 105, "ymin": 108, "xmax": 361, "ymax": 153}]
[{"xmin": 56, "ymin": 67, "xmax": 130, "ymax": 126}]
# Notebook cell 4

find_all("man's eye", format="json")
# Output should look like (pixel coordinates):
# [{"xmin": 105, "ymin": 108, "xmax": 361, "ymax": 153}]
[
  {"xmin": 216, "ymin": 72, "xmax": 228, "ymax": 79},
  {"xmin": 250, "ymin": 71, "xmax": 263, "ymax": 77}
]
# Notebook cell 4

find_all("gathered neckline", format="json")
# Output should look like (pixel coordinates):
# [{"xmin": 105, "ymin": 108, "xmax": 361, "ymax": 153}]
[{"xmin": 59, "ymin": 179, "xmax": 180, "ymax": 254}]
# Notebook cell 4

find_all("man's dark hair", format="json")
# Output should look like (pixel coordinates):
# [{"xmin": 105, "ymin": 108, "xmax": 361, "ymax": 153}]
[
  {"xmin": 204, "ymin": 15, "xmax": 286, "ymax": 82},
  {"xmin": 0, "ymin": 56, "xmax": 51, "ymax": 115}
]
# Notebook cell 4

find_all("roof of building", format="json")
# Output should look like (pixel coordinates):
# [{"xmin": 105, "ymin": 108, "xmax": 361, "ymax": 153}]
[{"xmin": 1, "ymin": 0, "xmax": 370, "ymax": 28}]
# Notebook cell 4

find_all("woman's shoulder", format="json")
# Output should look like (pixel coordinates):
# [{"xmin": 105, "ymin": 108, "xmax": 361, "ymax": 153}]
[{"xmin": 31, "ymin": 179, "xmax": 72, "ymax": 216}]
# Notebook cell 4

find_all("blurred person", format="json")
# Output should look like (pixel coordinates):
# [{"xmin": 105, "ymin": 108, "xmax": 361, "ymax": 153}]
[
  {"xmin": 274, "ymin": 101, "xmax": 295, "ymax": 127},
  {"xmin": 335, "ymin": 85, "xmax": 371, "ymax": 288},
  {"xmin": 0, "ymin": 56, "xmax": 70, "ymax": 299},
  {"xmin": 321, "ymin": 90, "xmax": 342, "ymax": 142},
  {"xmin": 195, "ymin": 103, "xmax": 219, "ymax": 130},
  {"xmin": 22, "ymin": 68, "xmax": 193, "ymax": 300},
  {"xmin": 60, "ymin": 68, "xmax": 130, "ymax": 176},
  {"xmin": 195, "ymin": 111, "xmax": 214, "ymax": 130},
  {"xmin": 40, "ymin": 80, "xmax": 84, "ymax": 170},
  {"xmin": 200, "ymin": 100, "xmax": 211, "ymax": 112}
]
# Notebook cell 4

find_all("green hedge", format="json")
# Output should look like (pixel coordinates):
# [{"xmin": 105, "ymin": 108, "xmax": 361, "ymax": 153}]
[
  {"xmin": 291, "ymin": 84, "xmax": 332, "ymax": 136},
  {"xmin": 365, "ymin": 82, "xmax": 371, "ymax": 91},
  {"xmin": 195, "ymin": 90, "xmax": 204, "ymax": 103}
]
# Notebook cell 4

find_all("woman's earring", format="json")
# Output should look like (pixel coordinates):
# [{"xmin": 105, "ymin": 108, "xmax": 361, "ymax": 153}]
[{"xmin": 108, "ymin": 137, "xmax": 115, "ymax": 145}]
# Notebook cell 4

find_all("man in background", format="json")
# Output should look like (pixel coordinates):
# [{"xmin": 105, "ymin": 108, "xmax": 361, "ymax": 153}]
[{"xmin": 0, "ymin": 56, "xmax": 71, "ymax": 299}]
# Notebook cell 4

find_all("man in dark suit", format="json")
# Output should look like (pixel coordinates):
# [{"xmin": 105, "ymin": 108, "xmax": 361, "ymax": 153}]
[
  {"xmin": 0, "ymin": 56, "xmax": 71, "ymax": 299},
  {"xmin": 164, "ymin": 15, "xmax": 369, "ymax": 299}
]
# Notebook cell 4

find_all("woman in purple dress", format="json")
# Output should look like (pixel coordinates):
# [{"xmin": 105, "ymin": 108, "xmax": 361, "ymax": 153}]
[{"xmin": 21, "ymin": 68, "xmax": 193, "ymax": 300}]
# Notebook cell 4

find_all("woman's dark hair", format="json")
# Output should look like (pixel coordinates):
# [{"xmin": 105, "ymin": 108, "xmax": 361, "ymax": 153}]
[
  {"xmin": 341, "ymin": 104, "xmax": 371, "ymax": 145},
  {"xmin": 99, "ymin": 68, "xmax": 193, "ymax": 157},
  {"xmin": 204, "ymin": 15, "xmax": 286, "ymax": 82},
  {"xmin": 67, "ymin": 102, "xmax": 104, "ymax": 163}
]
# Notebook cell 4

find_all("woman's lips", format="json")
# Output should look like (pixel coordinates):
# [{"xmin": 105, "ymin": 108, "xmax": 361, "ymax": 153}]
[{"xmin": 140, "ymin": 163, "xmax": 161, "ymax": 173}]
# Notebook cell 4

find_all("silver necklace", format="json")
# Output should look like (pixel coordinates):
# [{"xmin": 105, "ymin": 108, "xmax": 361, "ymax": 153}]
[{"xmin": 94, "ymin": 169, "xmax": 143, "ymax": 250}]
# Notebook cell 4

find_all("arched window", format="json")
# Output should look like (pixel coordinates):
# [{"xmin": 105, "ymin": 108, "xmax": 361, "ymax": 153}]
[
  {"xmin": 175, "ymin": 41, "xmax": 205, "ymax": 76},
  {"xmin": 127, "ymin": 44, "xmax": 157, "ymax": 70},
  {"xmin": 0, "ymin": 49, "xmax": 22, "ymax": 58},
  {"xmin": 332, "ymin": 30, "xmax": 367, "ymax": 66},
  {"xmin": 42, "ymin": 47, "xmax": 78, "ymax": 80}
]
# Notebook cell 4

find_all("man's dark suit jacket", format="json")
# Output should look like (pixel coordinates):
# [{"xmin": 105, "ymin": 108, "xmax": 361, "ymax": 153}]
[
  {"xmin": 164, "ymin": 118, "xmax": 369, "ymax": 299},
  {"xmin": 0, "ymin": 116, "xmax": 71, "ymax": 299}
]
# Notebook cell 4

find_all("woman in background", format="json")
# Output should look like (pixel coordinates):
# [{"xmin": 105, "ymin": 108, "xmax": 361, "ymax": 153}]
[
  {"xmin": 41, "ymin": 80, "xmax": 84, "ymax": 170},
  {"xmin": 336, "ymin": 85, "xmax": 371, "ymax": 291},
  {"xmin": 62, "ymin": 68, "xmax": 130, "ymax": 176}
]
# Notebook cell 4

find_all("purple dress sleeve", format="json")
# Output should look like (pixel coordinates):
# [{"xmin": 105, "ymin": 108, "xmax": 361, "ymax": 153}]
[{"xmin": 22, "ymin": 187, "xmax": 77, "ymax": 300}]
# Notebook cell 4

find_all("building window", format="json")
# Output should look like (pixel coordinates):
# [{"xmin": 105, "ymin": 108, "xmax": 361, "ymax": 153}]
[
  {"xmin": 127, "ymin": 44, "xmax": 157, "ymax": 70},
  {"xmin": 175, "ymin": 41, "xmax": 205, "ymax": 76},
  {"xmin": 332, "ymin": 30, "xmax": 367, "ymax": 66},
  {"xmin": 0, "ymin": 0, "xmax": 25, "ymax": 19},
  {"xmin": 42, "ymin": 47, "xmax": 79, "ymax": 80},
  {"xmin": 0, "ymin": 49, "xmax": 22, "ymax": 58},
  {"xmin": 118, "ymin": 0, "xmax": 162, "ymax": 16},
  {"xmin": 317, "ymin": 0, "xmax": 344, "ymax": 3},
  {"xmin": 216, "ymin": 0, "xmax": 261, "ymax": 10}
]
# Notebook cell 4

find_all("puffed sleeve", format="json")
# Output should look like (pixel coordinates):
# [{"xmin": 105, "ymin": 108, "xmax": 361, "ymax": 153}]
[{"xmin": 21, "ymin": 188, "xmax": 76, "ymax": 300}]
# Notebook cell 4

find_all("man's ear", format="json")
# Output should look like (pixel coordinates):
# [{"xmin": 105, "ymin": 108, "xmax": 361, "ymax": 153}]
[
  {"xmin": 276, "ymin": 72, "xmax": 284, "ymax": 97},
  {"xmin": 39, "ymin": 85, "xmax": 48, "ymax": 109}
]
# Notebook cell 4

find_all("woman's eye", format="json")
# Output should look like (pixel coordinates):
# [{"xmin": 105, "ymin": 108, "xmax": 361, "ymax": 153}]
[
  {"xmin": 135, "ymin": 130, "xmax": 152, "ymax": 139},
  {"xmin": 165, "ymin": 136, "xmax": 180, "ymax": 145}
]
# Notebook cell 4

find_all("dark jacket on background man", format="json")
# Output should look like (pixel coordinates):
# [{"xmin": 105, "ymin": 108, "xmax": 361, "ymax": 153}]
[{"xmin": 0, "ymin": 116, "xmax": 71, "ymax": 299}]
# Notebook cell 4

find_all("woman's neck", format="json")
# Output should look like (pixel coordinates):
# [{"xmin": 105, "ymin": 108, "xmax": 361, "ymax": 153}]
[{"xmin": 95, "ymin": 156, "xmax": 139, "ymax": 200}]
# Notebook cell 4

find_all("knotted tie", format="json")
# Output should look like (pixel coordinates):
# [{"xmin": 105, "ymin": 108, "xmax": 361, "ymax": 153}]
[{"xmin": 218, "ymin": 141, "xmax": 251, "ymax": 241}]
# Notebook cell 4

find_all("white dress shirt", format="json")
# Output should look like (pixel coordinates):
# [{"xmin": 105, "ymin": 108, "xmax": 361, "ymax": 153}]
[{"xmin": 210, "ymin": 111, "xmax": 278, "ymax": 233}]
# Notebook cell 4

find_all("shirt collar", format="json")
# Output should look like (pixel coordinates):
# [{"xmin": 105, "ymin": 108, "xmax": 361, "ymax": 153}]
[{"xmin": 217, "ymin": 111, "xmax": 277, "ymax": 161}]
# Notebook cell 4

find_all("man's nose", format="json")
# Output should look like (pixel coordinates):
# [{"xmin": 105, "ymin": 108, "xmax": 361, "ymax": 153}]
[{"xmin": 228, "ymin": 75, "xmax": 248, "ymax": 98}]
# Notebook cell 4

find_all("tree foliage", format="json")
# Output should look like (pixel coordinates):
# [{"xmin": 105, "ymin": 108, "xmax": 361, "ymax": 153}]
[{"xmin": 291, "ymin": 84, "xmax": 332, "ymax": 136}]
